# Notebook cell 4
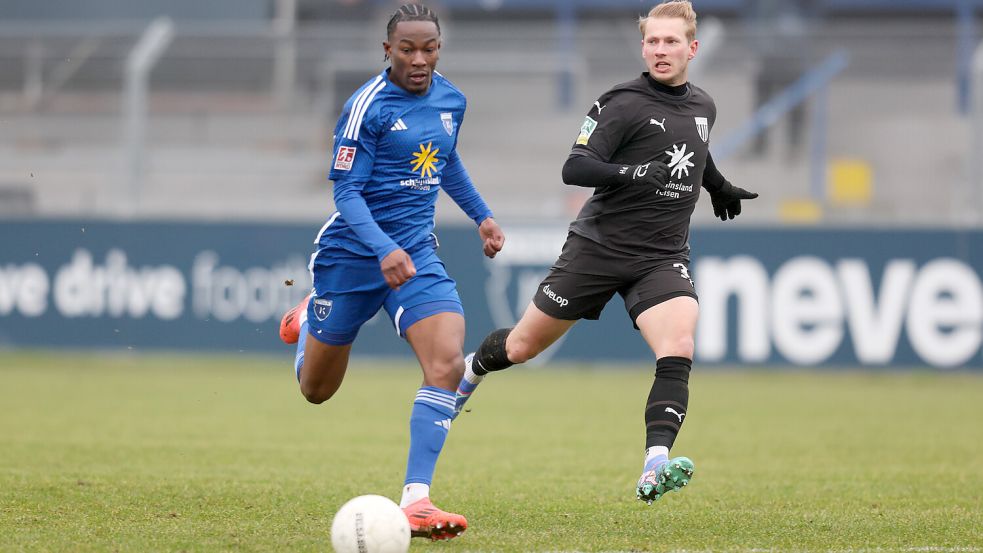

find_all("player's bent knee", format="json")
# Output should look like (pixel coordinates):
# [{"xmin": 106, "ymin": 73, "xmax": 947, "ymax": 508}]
[
  {"xmin": 661, "ymin": 335, "xmax": 694, "ymax": 359},
  {"xmin": 427, "ymin": 356, "xmax": 465, "ymax": 381},
  {"xmin": 300, "ymin": 387, "xmax": 327, "ymax": 404},
  {"xmin": 678, "ymin": 336, "xmax": 696, "ymax": 358},
  {"xmin": 299, "ymin": 380, "xmax": 339, "ymax": 404}
]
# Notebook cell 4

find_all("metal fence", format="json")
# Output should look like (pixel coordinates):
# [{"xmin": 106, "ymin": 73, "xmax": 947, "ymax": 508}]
[{"xmin": 0, "ymin": 12, "xmax": 981, "ymax": 226}]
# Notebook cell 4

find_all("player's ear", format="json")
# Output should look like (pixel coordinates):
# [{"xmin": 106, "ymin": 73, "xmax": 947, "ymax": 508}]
[{"xmin": 382, "ymin": 41, "xmax": 391, "ymax": 62}]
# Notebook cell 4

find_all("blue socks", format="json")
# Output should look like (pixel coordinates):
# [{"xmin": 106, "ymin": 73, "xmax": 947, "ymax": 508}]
[
  {"xmin": 405, "ymin": 386, "xmax": 455, "ymax": 485},
  {"xmin": 294, "ymin": 333, "xmax": 455, "ymax": 489},
  {"xmin": 454, "ymin": 354, "xmax": 483, "ymax": 419},
  {"xmin": 294, "ymin": 321, "xmax": 308, "ymax": 382}
]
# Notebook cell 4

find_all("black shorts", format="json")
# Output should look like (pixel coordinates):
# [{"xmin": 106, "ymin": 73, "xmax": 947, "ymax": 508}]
[{"xmin": 532, "ymin": 232, "xmax": 697, "ymax": 325}]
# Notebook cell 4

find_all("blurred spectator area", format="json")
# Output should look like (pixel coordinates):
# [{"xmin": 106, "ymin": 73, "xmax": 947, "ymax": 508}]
[{"xmin": 0, "ymin": 0, "xmax": 981, "ymax": 226}]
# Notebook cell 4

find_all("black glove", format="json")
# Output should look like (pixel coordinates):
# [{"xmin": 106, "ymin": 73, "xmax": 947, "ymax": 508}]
[
  {"xmin": 624, "ymin": 160, "xmax": 669, "ymax": 188},
  {"xmin": 707, "ymin": 180, "xmax": 758, "ymax": 221}
]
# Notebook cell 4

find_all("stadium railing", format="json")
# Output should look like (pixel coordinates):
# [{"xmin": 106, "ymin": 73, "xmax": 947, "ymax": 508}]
[{"xmin": 0, "ymin": 16, "xmax": 978, "ymax": 226}]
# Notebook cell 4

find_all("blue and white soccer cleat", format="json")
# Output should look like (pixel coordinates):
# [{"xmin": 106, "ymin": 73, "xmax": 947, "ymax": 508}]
[{"xmin": 636, "ymin": 456, "xmax": 695, "ymax": 504}]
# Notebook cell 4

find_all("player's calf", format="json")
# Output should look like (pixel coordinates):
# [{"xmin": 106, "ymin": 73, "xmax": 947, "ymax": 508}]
[
  {"xmin": 469, "ymin": 327, "xmax": 514, "ymax": 376},
  {"xmin": 453, "ymin": 328, "xmax": 513, "ymax": 418}
]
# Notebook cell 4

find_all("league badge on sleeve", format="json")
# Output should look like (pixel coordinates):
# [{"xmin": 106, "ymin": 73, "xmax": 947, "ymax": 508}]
[
  {"xmin": 334, "ymin": 146, "xmax": 356, "ymax": 171},
  {"xmin": 576, "ymin": 116, "xmax": 597, "ymax": 145}
]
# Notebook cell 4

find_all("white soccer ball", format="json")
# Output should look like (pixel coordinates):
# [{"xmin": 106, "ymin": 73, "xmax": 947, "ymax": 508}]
[{"xmin": 330, "ymin": 494, "xmax": 410, "ymax": 553}]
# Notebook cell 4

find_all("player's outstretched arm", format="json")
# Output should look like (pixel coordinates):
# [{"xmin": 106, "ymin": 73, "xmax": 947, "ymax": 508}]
[
  {"xmin": 701, "ymin": 152, "xmax": 758, "ymax": 221},
  {"xmin": 562, "ymin": 154, "xmax": 668, "ymax": 190}
]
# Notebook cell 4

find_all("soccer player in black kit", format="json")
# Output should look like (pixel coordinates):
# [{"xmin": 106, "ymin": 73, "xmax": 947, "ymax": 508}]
[{"xmin": 454, "ymin": 0, "xmax": 757, "ymax": 504}]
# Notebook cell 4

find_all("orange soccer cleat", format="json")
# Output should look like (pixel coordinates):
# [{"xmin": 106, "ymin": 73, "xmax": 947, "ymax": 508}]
[
  {"xmin": 279, "ymin": 293, "xmax": 310, "ymax": 344},
  {"xmin": 401, "ymin": 497, "xmax": 467, "ymax": 541}
]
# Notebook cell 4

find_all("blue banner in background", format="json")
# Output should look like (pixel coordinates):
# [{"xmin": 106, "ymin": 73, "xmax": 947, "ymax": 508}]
[
  {"xmin": 1, "ymin": 220, "xmax": 981, "ymax": 369},
  {"xmin": 0, "ymin": 220, "xmax": 314, "ymax": 353}
]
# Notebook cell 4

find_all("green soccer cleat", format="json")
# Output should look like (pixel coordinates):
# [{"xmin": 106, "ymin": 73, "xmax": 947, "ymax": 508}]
[{"xmin": 636, "ymin": 456, "xmax": 695, "ymax": 504}]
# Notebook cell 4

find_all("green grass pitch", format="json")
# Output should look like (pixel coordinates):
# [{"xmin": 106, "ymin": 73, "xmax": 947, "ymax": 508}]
[{"xmin": 1, "ymin": 351, "xmax": 981, "ymax": 552}]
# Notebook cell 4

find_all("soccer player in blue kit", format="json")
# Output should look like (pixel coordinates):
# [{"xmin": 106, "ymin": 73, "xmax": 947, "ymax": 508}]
[{"xmin": 278, "ymin": 4, "xmax": 504, "ymax": 541}]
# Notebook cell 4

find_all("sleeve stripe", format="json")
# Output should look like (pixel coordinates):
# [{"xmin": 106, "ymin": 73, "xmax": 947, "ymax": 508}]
[
  {"xmin": 342, "ymin": 75, "xmax": 383, "ymax": 140},
  {"xmin": 344, "ymin": 77, "xmax": 386, "ymax": 141},
  {"xmin": 350, "ymin": 81, "xmax": 386, "ymax": 142}
]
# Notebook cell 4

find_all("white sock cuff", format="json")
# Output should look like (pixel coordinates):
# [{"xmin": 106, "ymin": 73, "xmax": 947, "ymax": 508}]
[
  {"xmin": 645, "ymin": 446, "xmax": 670, "ymax": 464},
  {"xmin": 399, "ymin": 483, "xmax": 430, "ymax": 508},
  {"xmin": 463, "ymin": 366, "xmax": 484, "ymax": 385}
]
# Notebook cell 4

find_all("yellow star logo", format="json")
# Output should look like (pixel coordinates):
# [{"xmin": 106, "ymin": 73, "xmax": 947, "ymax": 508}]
[{"xmin": 410, "ymin": 142, "xmax": 440, "ymax": 179}]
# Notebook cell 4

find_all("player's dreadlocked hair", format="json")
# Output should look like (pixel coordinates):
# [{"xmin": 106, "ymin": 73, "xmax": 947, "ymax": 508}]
[
  {"xmin": 384, "ymin": 4, "xmax": 441, "ymax": 62},
  {"xmin": 638, "ymin": 0, "xmax": 697, "ymax": 41},
  {"xmin": 386, "ymin": 3, "xmax": 441, "ymax": 40}
]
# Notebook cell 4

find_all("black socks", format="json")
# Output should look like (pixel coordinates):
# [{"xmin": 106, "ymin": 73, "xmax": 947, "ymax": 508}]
[{"xmin": 644, "ymin": 356, "xmax": 692, "ymax": 449}]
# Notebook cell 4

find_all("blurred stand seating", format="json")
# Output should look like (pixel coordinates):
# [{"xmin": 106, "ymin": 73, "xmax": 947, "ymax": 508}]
[{"xmin": 0, "ymin": 3, "xmax": 978, "ymax": 226}]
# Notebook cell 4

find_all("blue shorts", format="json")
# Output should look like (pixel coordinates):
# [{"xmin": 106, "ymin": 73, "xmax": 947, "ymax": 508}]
[{"xmin": 306, "ymin": 240, "xmax": 463, "ymax": 346}]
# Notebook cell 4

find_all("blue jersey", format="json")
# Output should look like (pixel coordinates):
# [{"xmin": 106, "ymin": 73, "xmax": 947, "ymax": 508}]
[{"xmin": 323, "ymin": 69, "xmax": 492, "ymax": 260}]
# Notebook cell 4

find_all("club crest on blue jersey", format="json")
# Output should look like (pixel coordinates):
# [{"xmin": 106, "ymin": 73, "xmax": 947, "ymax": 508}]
[
  {"xmin": 313, "ymin": 298, "xmax": 333, "ymax": 321},
  {"xmin": 440, "ymin": 112, "xmax": 454, "ymax": 136}
]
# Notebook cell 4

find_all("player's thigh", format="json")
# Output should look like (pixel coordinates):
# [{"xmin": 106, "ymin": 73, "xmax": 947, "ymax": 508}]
[
  {"xmin": 304, "ymin": 249, "xmax": 388, "ymax": 387},
  {"xmin": 508, "ymin": 301, "xmax": 578, "ymax": 362},
  {"xmin": 308, "ymin": 248, "xmax": 388, "ymax": 344},
  {"xmin": 382, "ymin": 249, "xmax": 463, "ymax": 340},
  {"xmin": 404, "ymin": 311, "xmax": 466, "ymax": 390},
  {"xmin": 300, "ymin": 338, "xmax": 352, "ymax": 402},
  {"xmin": 635, "ymin": 296, "xmax": 699, "ymax": 359},
  {"xmin": 383, "ymin": 251, "xmax": 466, "ymax": 388},
  {"xmin": 301, "ymin": 292, "xmax": 382, "ymax": 400},
  {"xmin": 624, "ymin": 261, "xmax": 699, "ymax": 359},
  {"xmin": 518, "ymin": 237, "xmax": 621, "ymax": 360},
  {"xmin": 531, "ymin": 235, "xmax": 623, "ymax": 323}
]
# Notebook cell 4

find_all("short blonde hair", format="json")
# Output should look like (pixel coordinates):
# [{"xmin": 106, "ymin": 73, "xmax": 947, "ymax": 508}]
[{"xmin": 638, "ymin": 0, "xmax": 697, "ymax": 42}]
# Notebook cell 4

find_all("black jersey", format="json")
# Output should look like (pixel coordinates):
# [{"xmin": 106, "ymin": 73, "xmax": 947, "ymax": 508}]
[{"xmin": 568, "ymin": 73, "xmax": 716, "ymax": 259}]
